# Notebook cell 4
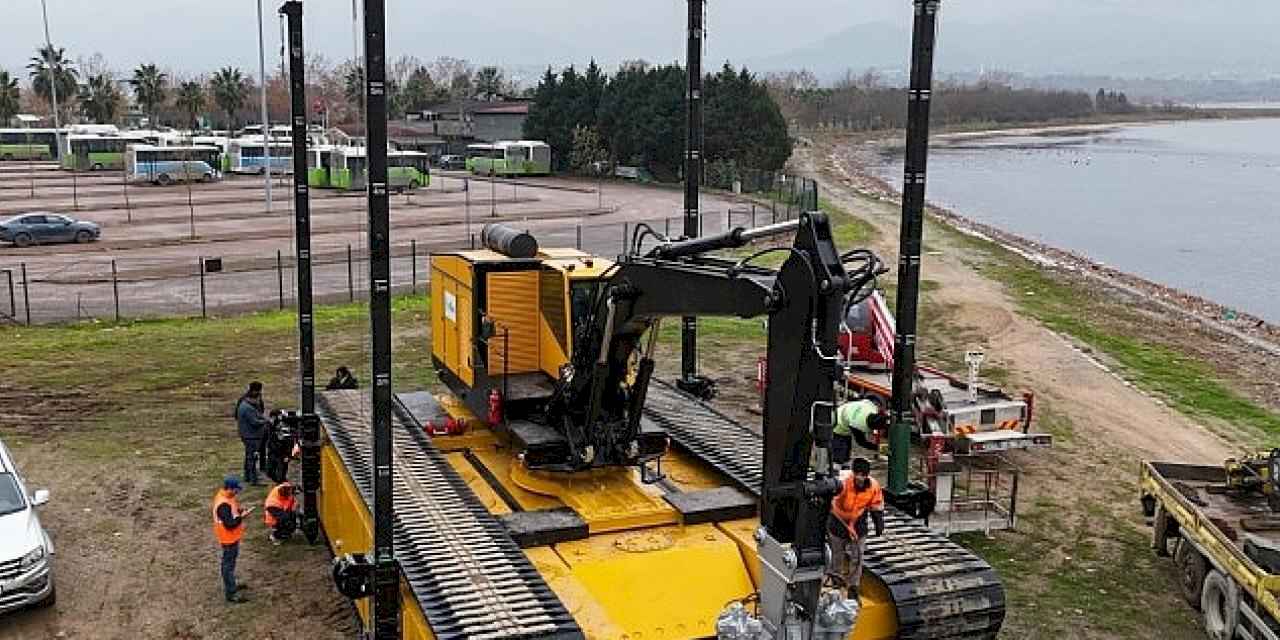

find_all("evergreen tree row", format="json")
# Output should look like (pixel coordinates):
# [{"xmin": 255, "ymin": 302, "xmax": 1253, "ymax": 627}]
[{"xmin": 524, "ymin": 61, "xmax": 792, "ymax": 179}]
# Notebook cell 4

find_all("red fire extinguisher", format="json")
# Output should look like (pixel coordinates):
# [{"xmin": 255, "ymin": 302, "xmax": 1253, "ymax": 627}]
[{"xmin": 487, "ymin": 389, "xmax": 504, "ymax": 426}]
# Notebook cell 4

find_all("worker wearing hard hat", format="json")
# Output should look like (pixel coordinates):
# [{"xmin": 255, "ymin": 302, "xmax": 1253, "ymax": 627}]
[
  {"xmin": 212, "ymin": 476, "xmax": 255, "ymax": 603},
  {"xmin": 832, "ymin": 398, "xmax": 888, "ymax": 466},
  {"xmin": 263, "ymin": 481, "xmax": 300, "ymax": 545},
  {"xmin": 827, "ymin": 457, "xmax": 886, "ymax": 597}
]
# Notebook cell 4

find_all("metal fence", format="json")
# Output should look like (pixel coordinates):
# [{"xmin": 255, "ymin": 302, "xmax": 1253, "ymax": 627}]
[
  {"xmin": 703, "ymin": 167, "xmax": 819, "ymax": 214},
  {"xmin": 0, "ymin": 201, "xmax": 806, "ymax": 326}
]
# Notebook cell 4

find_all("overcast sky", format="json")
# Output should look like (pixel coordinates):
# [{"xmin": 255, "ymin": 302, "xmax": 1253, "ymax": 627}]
[
  {"xmin": 3, "ymin": 1, "xmax": 1274, "ymax": 81},
  {"xmin": 1, "ymin": 1, "xmax": 1024, "ymax": 76}
]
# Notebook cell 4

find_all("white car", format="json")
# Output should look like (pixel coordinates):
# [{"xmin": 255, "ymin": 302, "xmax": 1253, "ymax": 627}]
[{"xmin": 0, "ymin": 438, "xmax": 54, "ymax": 614}]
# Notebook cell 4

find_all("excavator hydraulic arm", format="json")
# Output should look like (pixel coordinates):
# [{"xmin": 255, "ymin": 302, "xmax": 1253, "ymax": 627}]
[{"xmin": 543, "ymin": 213, "xmax": 882, "ymax": 638}]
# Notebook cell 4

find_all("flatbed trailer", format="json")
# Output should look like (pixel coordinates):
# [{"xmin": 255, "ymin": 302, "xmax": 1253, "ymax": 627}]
[
  {"xmin": 845, "ymin": 367, "xmax": 1051, "ymax": 454},
  {"xmin": 841, "ymin": 291, "xmax": 1051, "ymax": 454},
  {"xmin": 1140, "ymin": 460, "xmax": 1280, "ymax": 640}
]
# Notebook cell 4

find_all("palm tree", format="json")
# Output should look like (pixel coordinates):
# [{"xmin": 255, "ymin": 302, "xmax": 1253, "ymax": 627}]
[
  {"xmin": 0, "ymin": 72, "xmax": 19, "ymax": 127},
  {"xmin": 129, "ymin": 63, "xmax": 168, "ymax": 127},
  {"xmin": 79, "ymin": 74, "xmax": 123, "ymax": 124},
  {"xmin": 210, "ymin": 67, "xmax": 248, "ymax": 131},
  {"xmin": 27, "ymin": 45, "xmax": 78, "ymax": 119},
  {"xmin": 175, "ymin": 80, "xmax": 206, "ymax": 130}
]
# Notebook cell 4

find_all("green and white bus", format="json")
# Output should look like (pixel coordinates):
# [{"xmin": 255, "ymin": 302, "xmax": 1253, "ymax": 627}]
[
  {"xmin": 464, "ymin": 143, "xmax": 494, "ymax": 172},
  {"xmin": 125, "ymin": 144, "xmax": 222, "ymax": 185},
  {"xmin": 0, "ymin": 128, "xmax": 60, "ymax": 161},
  {"xmin": 61, "ymin": 134, "xmax": 149, "ymax": 171},
  {"xmin": 307, "ymin": 144, "xmax": 336, "ymax": 188},
  {"xmin": 328, "ymin": 147, "xmax": 430, "ymax": 192},
  {"xmin": 469, "ymin": 140, "xmax": 552, "ymax": 177},
  {"xmin": 389, "ymin": 150, "xmax": 431, "ymax": 191}
]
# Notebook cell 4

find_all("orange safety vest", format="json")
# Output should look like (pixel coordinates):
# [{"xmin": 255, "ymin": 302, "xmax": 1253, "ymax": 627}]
[
  {"xmin": 212, "ymin": 489, "xmax": 244, "ymax": 545},
  {"xmin": 830, "ymin": 475, "xmax": 884, "ymax": 535},
  {"xmin": 263, "ymin": 484, "xmax": 297, "ymax": 528}
]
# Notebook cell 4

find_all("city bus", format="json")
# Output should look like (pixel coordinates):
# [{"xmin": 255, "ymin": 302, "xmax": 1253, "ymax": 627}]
[
  {"xmin": 329, "ymin": 147, "xmax": 430, "ymax": 192},
  {"xmin": 124, "ymin": 145, "xmax": 222, "ymax": 185},
  {"xmin": 190, "ymin": 135, "xmax": 230, "ymax": 172},
  {"xmin": 0, "ymin": 128, "xmax": 60, "ymax": 161},
  {"xmin": 464, "ymin": 143, "xmax": 495, "ymax": 172},
  {"xmin": 61, "ymin": 133, "xmax": 149, "ymax": 171},
  {"xmin": 226, "ymin": 138, "xmax": 294, "ymax": 174},
  {"xmin": 307, "ymin": 144, "xmax": 336, "ymax": 188},
  {"xmin": 469, "ymin": 140, "xmax": 552, "ymax": 177},
  {"xmin": 388, "ymin": 150, "xmax": 431, "ymax": 191}
]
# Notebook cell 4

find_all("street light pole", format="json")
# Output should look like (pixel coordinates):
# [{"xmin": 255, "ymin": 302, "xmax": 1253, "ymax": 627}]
[
  {"xmin": 257, "ymin": 0, "xmax": 273, "ymax": 214},
  {"xmin": 39, "ymin": 0, "xmax": 63, "ymax": 167}
]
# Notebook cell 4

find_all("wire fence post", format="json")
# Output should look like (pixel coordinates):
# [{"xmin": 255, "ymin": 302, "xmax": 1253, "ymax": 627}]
[
  {"xmin": 347, "ymin": 244, "xmax": 354, "ymax": 302},
  {"xmin": 122, "ymin": 170, "xmax": 132, "ymax": 223},
  {"xmin": 621, "ymin": 222, "xmax": 628, "ymax": 254},
  {"xmin": 277, "ymin": 249, "xmax": 285, "ymax": 310},
  {"xmin": 111, "ymin": 259, "xmax": 120, "ymax": 322},
  {"xmin": 751, "ymin": 203, "xmax": 757, "ymax": 227},
  {"xmin": 198, "ymin": 256, "xmax": 207, "ymax": 319},
  {"xmin": 464, "ymin": 178, "xmax": 472, "ymax": 246},
  {"xmin": 664, "ymin": 217, "xmax": 670, "ymax": 238},
  {"xmin": 411, "ymin": 239, "xmax": 417, "ymax": 294},
  {"xmin": 2, "ymin": 269, "xmax": 14, "ymax": 320},
  {"xmin": 575, "ymin": 225, "xmax": 582, "ymax": 250},
  {"xmin": 20, "ymin": 262, "xmax": 30, "ymax": 326},
  {"xmin": 72, "ymin": 169, "xmax": 79, "ymax": 210}
]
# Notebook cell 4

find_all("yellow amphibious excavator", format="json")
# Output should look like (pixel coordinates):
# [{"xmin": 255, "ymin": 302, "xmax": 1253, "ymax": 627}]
[
  {"xmin": 296, "ymin": 0, "xmax": 1003, "ymax": 635},
  {"xmin": 316, "ymin": 220, "xmax": 1006, "ymax": 639}
]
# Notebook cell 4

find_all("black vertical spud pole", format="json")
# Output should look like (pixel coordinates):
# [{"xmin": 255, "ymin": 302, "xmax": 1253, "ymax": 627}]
[
  {"xmin": 280, "ymin": 0, "xmax": 323, "ymax": 546},
  {"xmin": 363, "ymin": 0, "xmax": 399, "ymax": 635},
  {"xmin": 680, "ymin": 0, "xmax": 704, "ymax": 391},
  {"xmin": 888, "ymin": 0, "xmax": 939, "ymax": 495}
]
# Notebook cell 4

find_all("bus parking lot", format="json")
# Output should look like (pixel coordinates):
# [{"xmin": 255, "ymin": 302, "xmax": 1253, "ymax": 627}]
[{"xmin": 0, "ymin": 163, "xmax": 762, "ymax": 324}]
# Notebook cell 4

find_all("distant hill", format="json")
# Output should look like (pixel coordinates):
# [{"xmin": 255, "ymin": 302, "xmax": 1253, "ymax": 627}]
[{"xmin": 746, "ymin": 12, "xmax": 1280, "ymax": 82}]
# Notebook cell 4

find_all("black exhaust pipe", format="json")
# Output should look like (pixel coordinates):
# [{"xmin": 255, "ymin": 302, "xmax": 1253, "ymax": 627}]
[{"xmin": 481, "ymin": 223, "xmax": 539, "ymax": 259}]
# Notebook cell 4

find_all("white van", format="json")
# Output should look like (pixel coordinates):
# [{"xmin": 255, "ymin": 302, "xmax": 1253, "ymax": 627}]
[{"xmin": 0, "ymin": 438, "xmax": 54, "ymax": 614}]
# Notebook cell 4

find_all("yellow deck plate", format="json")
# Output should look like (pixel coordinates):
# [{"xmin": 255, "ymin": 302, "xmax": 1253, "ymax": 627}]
[
  {"xmin": 538, "ymin": 524, "xmax": 756, "ymax": 639},
  {"xmin": 512, "ymin": 463, "xmax": 678, "ymax": 533}
]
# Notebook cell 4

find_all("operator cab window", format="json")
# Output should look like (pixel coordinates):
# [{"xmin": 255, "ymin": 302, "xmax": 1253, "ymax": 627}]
[{"xmin": 569, "ymin": 280, "xmax": 604, "ymax": 335}]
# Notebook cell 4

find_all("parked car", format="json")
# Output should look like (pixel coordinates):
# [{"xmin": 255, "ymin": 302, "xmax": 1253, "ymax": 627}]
[
  {"xmin": 0, "ymin": 213, "xmax": 101, "ymax": 248},
  {"xmin": 437, "ymin": 154, "xmax": 466, "ymax": 170},
  {"xmin": 0, "ymin": 437, "xmax": 54, "ymax": 614}
]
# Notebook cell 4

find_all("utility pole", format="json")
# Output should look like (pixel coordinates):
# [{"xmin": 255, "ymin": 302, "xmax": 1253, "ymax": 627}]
[
  {"xmin": 678, "ymin": 0, "xmax": 710, "ymax": 398},
  {"xmin": 362, "ymin": 0, "xmax": 399, "ymax": 635},
  {"xmin": 257, "ymin": 0, "xmax": 273, "ymax": 213},
  {"xmin": 39, "ymin": 0, "xmax": 63, "ymax": 164},
  {"xmin": 888, "ymin": 0, "xmax": 940, "ymax": 501},
  {"xmin": 280, "ymin": 0, "xmax": 322, "ymax": 546}
]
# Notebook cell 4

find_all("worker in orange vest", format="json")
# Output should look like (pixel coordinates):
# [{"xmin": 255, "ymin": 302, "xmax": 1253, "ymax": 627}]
[
  {"xmin": 263, "ymin": 481, "xmax": 300, "ymax": 545},
  {"xmin": 826, "ymin": 457, "xmax": 886, "ymax": 597},
  {"xmin": 213, "ymin": 476, "xmax": 254, "ymax": 603}
]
